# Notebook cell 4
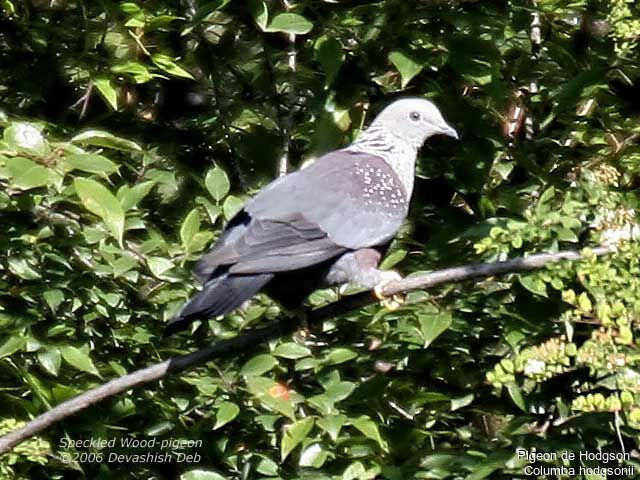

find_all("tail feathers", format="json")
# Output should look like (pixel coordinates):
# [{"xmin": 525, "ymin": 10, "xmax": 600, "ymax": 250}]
[{"xmin": 164, "ymin": 273, "xmax": 273, "ymax": 337}]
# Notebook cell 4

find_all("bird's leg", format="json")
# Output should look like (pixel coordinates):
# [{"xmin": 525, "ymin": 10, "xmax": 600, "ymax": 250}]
[{"xmin": 327, "ymin": 249, "xmax": 405, "ymax": 310}]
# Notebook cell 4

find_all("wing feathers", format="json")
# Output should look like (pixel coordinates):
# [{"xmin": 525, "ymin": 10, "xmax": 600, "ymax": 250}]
[{"xmin": 194, "ymin": 214, "xmax": 344, "ymax": 281}]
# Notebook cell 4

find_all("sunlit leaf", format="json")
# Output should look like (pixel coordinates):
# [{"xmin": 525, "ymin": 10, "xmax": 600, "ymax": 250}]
[
  {"xmin": 62, "ymin": 153, "xmax": 119, "ymax": 176},
  {"xmin": 389, "ymin": 51, "xmax": 423, "ymax": 88},
  {"xmin": 152, "ymin": 54, "xmax": 194, "ymax": 80},
  {"xmin": 60, "ymin": 346, "xmax": 101, "ymax": 377},
  {"xmin": 249, "ymin": 0, "xmax": 268, "ymax": 30},
  {"xmin": 418, "ymin": 312, "xmax": 452, "ymax": 348},
  {"xmin": 281, "ymin": 417, "xmax": 314, "ymax": 461},
  {"xmin": 180, "ymin": 209, "xmax": 201, "ymax": 252},
  {"xmin": 205, "ymin": 166, "xmax": 230, "ymax": 201},
  {"xmin": 180, "ymin": 470, "xmax": 226, "ymax": 480},
  {"xmin": 94, "ymin": 77, "xmax": 118, "ymax": 111},
  {"xmin": 350, "ymin": 416, "xmax": 388, "ymax": 451},
  {"xmin": 240, "ymin": 354, "xmax": 278, "ymax": 376},
  {"xmin": 214, "ymin": 401, "xmax": 240, "ymax": 429},
  {"xmin": 38, "ymin": 347, "xmax": 62, "ymax": 376},
  {"xmin": 266, "ymin": 13, "xmax": 313, "ymax": 35},
  {"xmin": 7, "ymin": 157, "xmax": 59, "ymax": 190},
  {"xmin": 4, "ymin": 122, "xmax": 48, "ymax": 155},
  {"xmin": 71, "ymin": 130, "xmax": 142, "ymax": 152},
  {"xmin": 74, "ymin": 178, "xmax": 125, "ymax": 245}
]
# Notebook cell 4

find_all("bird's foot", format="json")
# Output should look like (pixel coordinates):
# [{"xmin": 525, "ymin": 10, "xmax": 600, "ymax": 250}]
[{"xmin": 373, "ymin": 270, "xmax": 405, "ymax": 311}]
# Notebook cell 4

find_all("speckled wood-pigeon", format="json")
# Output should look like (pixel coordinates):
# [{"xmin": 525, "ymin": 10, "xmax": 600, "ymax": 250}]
[{"xmin": 165, "ymin": 98, "xmax": 458, "ymax": 336}]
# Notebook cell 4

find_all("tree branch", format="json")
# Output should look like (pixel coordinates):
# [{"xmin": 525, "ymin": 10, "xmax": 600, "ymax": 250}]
[
  {"xmin": 278, "ymin": 0, "xmax": 297, "ymax": 177},
  {"xmin": 0, "ymin": 245, "xmax": 614, "ymax": 455}
]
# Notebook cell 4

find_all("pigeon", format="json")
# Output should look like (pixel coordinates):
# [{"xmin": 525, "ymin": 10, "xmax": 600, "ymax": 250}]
[{"xmin": 165, "ymin": 97, "xmax": 458, "ymax": 336}]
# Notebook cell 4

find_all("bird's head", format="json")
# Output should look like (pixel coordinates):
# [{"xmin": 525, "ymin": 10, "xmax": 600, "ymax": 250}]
[{"xmin": 369, "ymin": 97, "xmax": 458, "ymax": 150}]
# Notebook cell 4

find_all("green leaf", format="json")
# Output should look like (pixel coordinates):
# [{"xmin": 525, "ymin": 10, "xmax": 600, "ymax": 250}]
[
  {"xmin": 94, "ymin": 77, "xmax": 118, "ymax": 111},
  {"xmin": 195, "ymin": 197, "xmax": 221, "ymax": 224},
  {"xmin": 241, "ymin": 354, "xmax": 278, "ymax": 376},
  {"xmin": 465, "ymin": 450, "xmax": 514, "ymax": 480},
  {"xmin": 342, "ymin": 462, "xmax": 369, "ymax": 479},
  {"xmin": 379, "ymin": 249, "xmax": 407, "ymax": 269},
  {"xmin": 62, "ymin": 153, "xmax": 119, "ymax": 176},
  {"xmin": 118, "ymin": 181, "xmax": 156, "ymax": 211},
  {"xmin": 223, "ymin": 195, "xmax": 244, "ymax": 220},
  {"xmin": 281, "ymin": 417, "xmax": 315, "ymax": 461},
  {"xmin": 307, "ymin": 394, "xmax": 335, "ymax": 415},
  {"xmin": 180, "ymin": 209, "xmax": 201, "ymax": 252},
  {"xmin": 180, "ymin": 470, "xmax": 226, "ymax": 480},
  {"xmin": 4, "ymin": 122, "xmax": 48, "ymax": 155},
  {"xmin": 147, "ymin": 257, "xmax": 174, "ymax": 278},
  {"xmin": 147, "ymin": 15, "xmax": 183, "ymax": 30},
  {"xmin": 60, "ymin": 346, "xmax": 101, "ymax": 377},
  {"xmin": 111, "ymin": 62, "xmax": 154, "ymax": 84},
  {"xmin": 214, "ymin": 401, "xmax": 240, "ymax": 429},
  {"xmin": 74, "ymin": 178, "xmax": 125, "ymax": 245},
  {"xmin": 255, "ymin": 456, "xmax": 279, "ymax": 476},
  {"xmin": 578, "ymin": 292, "xmax": 592, "ymax": 312},
  {"xmin": 71, "ymin": 130, "xmax": 142, "ymax": 152},
  {"xmin": 450, "ymin": 393, "xmax": 474, "ymax": 411},
  {"xmin": 111, "ymin": 61, "xmax": 150, "ymax": 76},
  {"xmin": 299, "ymin": 443, "xmax": 328, "ymax": 468},
  {"xmin": 325, "ymin": 348, "xmax": 357, "ymax": 365},
  {"xmin": 266, "ymin": 13, "xmax": 313, "ymax": 35},
  {"xmin": 418, "ymin": 312, "xmax": 452, "ymax": 348},
  {"xmin": 389, "ymin": 51, "xmax": 423, "ymax": 88},
  {"xmin": 325, "ymin": 381, "xmax": 355, "ymax": 403},
  {"xmin": 124, "ymin": 17, "xmax": 145, "ymax": 28},
  {"xmin": 8, "ymin": 258, "xmax": 41, "ymax": 280},
  {"xmin": 120, "ymin": 2, "xmax": 141, "ymax": 14},
  {"xmin": 518, "ymin": 275, "xmax": 548, "ymax": 297},
  {"xmin": 152, "ymin": 54, "xmax": 194, "ymax": 80},
  {"xmin": 0, "ymin": 336, "xmax": 26, "ymax": 359},
  {"xmin": 7, "ymin": 157, "xmax": 59, "ymax": 190},
  {"xmin": 43, "ymin": 289, "xmax": 64, "ymax": 312},
  {"xmin": 245, "ymin": 376, "xmax": 296, "ymax": 419},
  {"xmin": 350, "ymin": 416, "xmax": 388, "ymax": 451},
  {"xmin": 317, "ymin": 414, "xmax": 346, "ymax": 441},
  {"xmin": 506, "ymin": 382, "xmax": 527, "ymax": 412},
  {"xmin": 38, "ymin": 347, "xmax": 61, "ymax": 376},
  {"xmin": 249, "ymin": 0, "xmax": 268, "ymax": 31},
  {"xmin": 315, "ymin": 36, "xmax": 344, "ymax": 85},
  {"xmin": 205, "ymin": 166, "xmax": 230, "ymax": 201},
  {"xmin": 273, "ymin": 342, "xmax": 312, "ymax": 359}
]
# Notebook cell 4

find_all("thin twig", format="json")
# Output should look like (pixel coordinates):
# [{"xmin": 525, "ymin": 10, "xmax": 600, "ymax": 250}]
[
  {"xmin": 278, "ymin": 0, "xmax": 297, "ymax": 177},
  {"xmin": 0, "ymin": 245, "xmax": 615, "ymax": 454},
  {"xmin": 69, "ymin": 81, "xmax": 93, "ymax": 120}
]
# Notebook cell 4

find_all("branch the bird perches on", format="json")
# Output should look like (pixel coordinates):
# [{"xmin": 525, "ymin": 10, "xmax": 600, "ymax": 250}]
[{"xmin": 0, "ymin": 245, "xmax": 614, "ymax": 455}]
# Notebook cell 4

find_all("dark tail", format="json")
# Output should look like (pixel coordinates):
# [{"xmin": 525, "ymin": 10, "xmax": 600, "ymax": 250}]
[{"xmin": 163, "ymin": 273, "xmax": 273, "ymax": 337}]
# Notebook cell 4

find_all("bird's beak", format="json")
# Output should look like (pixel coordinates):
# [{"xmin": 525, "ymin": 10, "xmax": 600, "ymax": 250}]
[{"xmin": 440, "ymin": 123, "xmax": 459, "ymax": 140}]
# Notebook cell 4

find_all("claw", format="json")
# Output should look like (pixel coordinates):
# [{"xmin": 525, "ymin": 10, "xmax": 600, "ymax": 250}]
[{"xmin": 373, "ymin": 271, "xmax": 405, "ymax": 311}]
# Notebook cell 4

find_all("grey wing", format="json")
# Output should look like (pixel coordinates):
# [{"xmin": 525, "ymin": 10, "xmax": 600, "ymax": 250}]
[
  {"xmin": 194, "ymin": 149, "xmax": 408, "ymax": 282},
  {"xmin": 246, "ymin": 149, "xmax": 409, "ymax": 249},
  {"xmin": 193, "ymin": 212, "xmax": 346, "ymax": 282}
]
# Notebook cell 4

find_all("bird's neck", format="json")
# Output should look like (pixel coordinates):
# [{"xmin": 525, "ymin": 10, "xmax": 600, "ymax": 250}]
[{"xmin": 347, "ymin": 126, "xmax": 418, "ymax": 196}]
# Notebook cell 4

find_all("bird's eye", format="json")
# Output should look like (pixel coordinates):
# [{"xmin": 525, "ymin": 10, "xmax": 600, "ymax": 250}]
[{"xmin": 409, "ymin": 111, "xmax": 421, "ymax": 121}]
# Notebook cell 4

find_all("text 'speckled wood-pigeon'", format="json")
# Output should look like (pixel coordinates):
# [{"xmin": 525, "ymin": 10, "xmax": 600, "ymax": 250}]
[{"xmin": 165, "ymin": 98, "xmax": 458, "ymax": 336}]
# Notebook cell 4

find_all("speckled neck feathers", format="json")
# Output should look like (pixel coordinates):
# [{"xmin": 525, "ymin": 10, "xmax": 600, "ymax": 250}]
[{"xmin": 346, "ymin": 125, "xmax": 419, "ymax": 197}]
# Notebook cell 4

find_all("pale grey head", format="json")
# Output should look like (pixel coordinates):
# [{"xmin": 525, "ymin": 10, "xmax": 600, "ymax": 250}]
[
  {"xmin": 369, "ymin": 97, "xmax": 458, "ymax": 148},
  {"xmin": 349, "ymin": 97, "xmax": 458, "ymax": 197}
]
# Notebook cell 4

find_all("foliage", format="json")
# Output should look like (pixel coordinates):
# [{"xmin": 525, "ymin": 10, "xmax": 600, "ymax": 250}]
[{"xmin": 1, "ymin": 0, "xmax": 640, "ymax": 479}]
